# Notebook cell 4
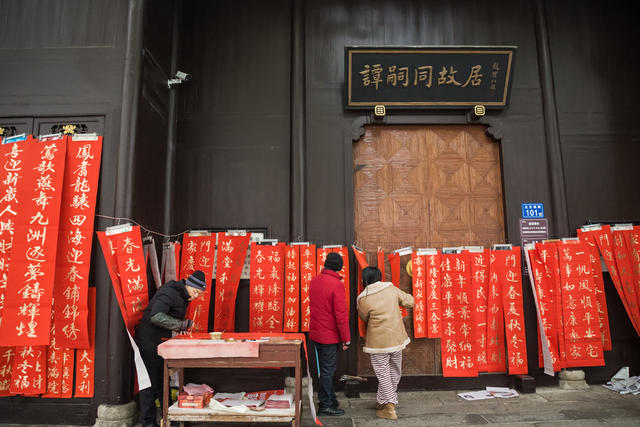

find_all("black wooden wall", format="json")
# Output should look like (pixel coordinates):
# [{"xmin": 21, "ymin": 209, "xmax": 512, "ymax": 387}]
[{"xmin": 0, "ymin": 0, "xmax": 638, "ymax": 424}]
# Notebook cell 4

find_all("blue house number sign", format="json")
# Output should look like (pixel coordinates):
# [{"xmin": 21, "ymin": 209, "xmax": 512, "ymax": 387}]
[{"xmin": 522, "ymin": 203, "xmax": 544, "ymax": 219}]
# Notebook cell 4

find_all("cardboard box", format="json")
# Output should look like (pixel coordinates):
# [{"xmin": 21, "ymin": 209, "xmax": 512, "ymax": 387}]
[{"xmin": 177, "ymin": 392, "xmax": 213, "ymax": 409}]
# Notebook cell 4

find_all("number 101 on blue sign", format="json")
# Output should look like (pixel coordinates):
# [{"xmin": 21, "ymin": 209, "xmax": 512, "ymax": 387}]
[{"xmin": 522, "ymin": 203, "xmax": 544, "ymax": 219}]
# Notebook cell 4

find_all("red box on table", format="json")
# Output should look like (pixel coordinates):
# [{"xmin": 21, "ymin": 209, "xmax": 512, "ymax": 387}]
[{"xmin": 177, "ymin": 391, "xmax": 213, "ymax": 408}]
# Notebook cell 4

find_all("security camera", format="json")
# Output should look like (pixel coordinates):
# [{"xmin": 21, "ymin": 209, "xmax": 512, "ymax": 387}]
[
  {"xmin": 175, "ymin": 71, "xmax": 191, "ymax": 81},
  {"xmin": 167, "ymin": 71, "xmax": 192, "ymax": 88}
]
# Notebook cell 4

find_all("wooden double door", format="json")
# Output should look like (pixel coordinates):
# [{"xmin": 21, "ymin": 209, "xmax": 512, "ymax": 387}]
[{"xmin": 353, "ymin": 125, "xmax": 505, "ymax": 375}]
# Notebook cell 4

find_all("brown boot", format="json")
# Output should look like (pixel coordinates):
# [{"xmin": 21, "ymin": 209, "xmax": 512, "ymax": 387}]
[
  {"xmin": 374, "ymin": 402, "xmax": 384, "ymax": 410},
  {"xmin": 376, "ymin": 403, "xmax": 398, "ymax": 420}
]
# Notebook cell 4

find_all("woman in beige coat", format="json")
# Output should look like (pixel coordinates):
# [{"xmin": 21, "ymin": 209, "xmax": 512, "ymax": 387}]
[{"xmin": 357, "ymin": 266, "xmax": 415, "ymax": 420}]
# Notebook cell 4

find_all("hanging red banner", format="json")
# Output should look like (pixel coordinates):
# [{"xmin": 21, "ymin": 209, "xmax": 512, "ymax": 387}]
[
  {"xmin": 41, "ymin": 318, "xmax": 63, "ymax": 397},
  {"xmin": 115, "ymin": 226, "xmax": 149, "ymax": 329},
  {"xmin": 352, "ymin": 246, "xmax": 368, "ymax": 338},
  {"xmin": 0, "ymin": 347, "xmax": 14, "ymax": 396},
  {"xmin": 577, "ymin": 227, "xmax": 612, "ymax": 350},
  {"xmin": 411, "ymin": 252, "xmax": 427, "ymax": 338},
  {"xmin": 59, "ymin": 347, "xmax": 75, "ymax": 398},
  {"xmin": 334, "ymin": 247, "xmax": 350, "ymax": 312},
  {"xmin": 53, "ymin": 137, "xmax": 102, "ymax": 349},
  {"xmin": 537, "ymin": 241, "xmax": 566, "ymax": 367},
  {"xmin": 486, "ymin": 251, "xmax": 506, "ymax": 373},
  {"xmin": 557, "ymin": 241, "xmax": 605, "ymax": 367},
  {"xmin": 249, "ymin": 243, "xmax": 285, "ymax": 332},
  {"xmin": 612, "ymin": 227, "xmax": 640, "ymax": 332},
  {"xmin": 0, "ymin": 139, "xmax": 29, "ymax": 321},
  {"xmin": 425, "ymin": 252, "xmax": 441, "ymax": 338},
  {"xmin": 527, "ymin": 245, "xmax": 561, "ymax": 373},
  {"xmin": 97, "ymin": 231, "xmax": 134, "ymax": 334},
  {"xmin": 180, "ymin": 233, "xmax": 216, "ymax": 332},
  {"xmin": 299, "ymin": 244, "xmax": 315, "ymax": 332},
  {"xmin": 74, "ymin": 287, "xmax": 96, "ymax": 397},
  {"xmin": 497, "ymin": 248, "xmax": 528, "ymax": 375},
  {"xmin": 377, "ymin": 248, "xmax": 386, "ymax": 279},
  {"xmin": 213, "ymin": 233, "xmax": 251, "ymax": 332},
  {"xmin": 441, "ymin": 252, "xmax": 477, "ymax": 377},
  {"xmin": 0, "ymin": 139, "xmax": 67, "ymax": 346},
  {"xmin": 588, "ymin": 226, "xmax": 640, "ymax": 335},
  {"xmin": 388, "ymin": 252, "xmax": 408, "ymax": 318},
  {"xmin": 9, "ymin": 345, "xmax": 47, "ymax": 394},
  {"xmin": 316, "ymin": 247, "xmax": 331, "ymax": 275},
  {"xmin": 283, "ymin": 245, "xmax": 300, "ymax": 332},
  {"xmin": 469, "ymin": 249, "xmax": 490, "ymax": 371}
]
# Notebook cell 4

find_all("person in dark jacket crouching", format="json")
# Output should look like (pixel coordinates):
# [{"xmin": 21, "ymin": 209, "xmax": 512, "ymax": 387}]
[
  {"xmin": 309, "ymin": 252, "xmax": 350, "ymax": 416},
  {"xmin": 135, "ymin": 270, "xmax": 207, "ymax": 427}
]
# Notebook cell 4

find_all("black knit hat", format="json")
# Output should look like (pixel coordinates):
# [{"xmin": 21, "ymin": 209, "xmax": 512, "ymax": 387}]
[
  {"xmin": 185, "ymin": 270, "xmax": 207, "ymax": 291},
  {"xmin": 324, "ymin": 252, "xmax": 343, "ymax": 272}
]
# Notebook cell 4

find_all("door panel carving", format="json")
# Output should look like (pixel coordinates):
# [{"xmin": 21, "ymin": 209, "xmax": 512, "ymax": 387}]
[{"xmin": 354, "ymin": 125, "xmax": 504, "ymax": 375}]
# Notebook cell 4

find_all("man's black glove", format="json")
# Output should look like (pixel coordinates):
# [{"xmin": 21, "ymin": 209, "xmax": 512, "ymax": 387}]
[{"xmin": 179, "ymin": 319, "xmax": 193, "ymax": 331}]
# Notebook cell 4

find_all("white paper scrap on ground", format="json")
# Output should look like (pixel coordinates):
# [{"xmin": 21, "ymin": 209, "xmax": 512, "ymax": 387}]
[
  {"xmin": 458, "ymin": 390, "xmax": 494, "ymax": 400},
  {"xmin": 486, "ymin": 387, "xmax": 519, "ymax": 398},
  {"xmin": 603, "ymin": 374, "xmax": 640, "ymax": 394}
]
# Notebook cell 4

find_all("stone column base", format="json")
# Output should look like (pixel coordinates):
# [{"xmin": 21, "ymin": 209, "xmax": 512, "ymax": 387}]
[
  {"xmin": 558, "ymin": 369, "xmax": 589, "ymax": 390},
  {"xmin": 94, "ymin": 401, "xmax": 138, "ymax": 427}
]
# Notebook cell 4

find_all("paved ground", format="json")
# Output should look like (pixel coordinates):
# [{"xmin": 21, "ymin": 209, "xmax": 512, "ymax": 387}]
[
  {"xmin": 299, "ymin": 385, "xmax": 640, "ymax": 426},
  {"xmin": 3, "ymin": 385, "xmax": 639, "ymax": 426}
]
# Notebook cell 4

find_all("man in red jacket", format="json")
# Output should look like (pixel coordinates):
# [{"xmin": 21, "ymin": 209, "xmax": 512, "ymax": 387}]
[{"xmin": 309, "ymin": 252, "xmax": 351, "ymax": 416}]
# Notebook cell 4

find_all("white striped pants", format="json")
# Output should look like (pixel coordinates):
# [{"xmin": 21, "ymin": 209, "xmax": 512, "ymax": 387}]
[{"xmin": 370, "ymin": 350, "xmax": 402, "ymax": 405}]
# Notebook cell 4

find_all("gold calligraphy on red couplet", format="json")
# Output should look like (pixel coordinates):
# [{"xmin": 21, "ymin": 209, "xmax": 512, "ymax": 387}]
[
  {"xmin": 334, "ymin": 247, "xmax": 350, "ymax": 312},
  {"xmin": 74, "ymin": 287, "xmax": 95, "ymax": 397},
  {"xmin": 53, "ymin": 137, "xmax": 102, "ymax": 349},
  {"xmin": 316, "ymin": 247, "xmax": 331, "ymax": 275},
  {"xmin": 425, "ymin": 252, "xmax": 441, "ymax": 338},
  {"xmin": 115, "ymin": 226, "xmax": 149, "ymax": 330},
  {"xmin": 0, "ymin": 139, "xmax": 28, "ymax": 320},
  {"xmin": 299, "ymin": 244, "xmax": 315, "ymax": 332},
  {"xmin": 250, "ymin": 243, "xmax": 285, "ymax": 332},
  {"xmin": 441, "ymin": 252, "xmax": 477, "ymax": 377},
  {"xmin": 527, "ymin": 244, "xmax": 561, "ymax": 372},
  {"xmin": 586, "ymin": 226, "xmax": 640, "ymax": 336},
  {"xmin": 388, "ymin": 253, "xmax": 408, "ymax": 318},
  {"xmin": 537, "ymin": 242, "xmax": 566, "ymax": 367},
  {"xmin": 180, "ymin": 233, "xmax": 215, "ymax": 332},
  {"xmin": 469, "ymin": 249, "xmax": 490, "ymax": 371},
  {"xmin": 611, "ymin": 227, "xmax": 640, "ymax": 333},
  {"xmin": 0, "ymin": 138, "xmax": 67, "ymax": 346},
  {"xmin": 212, "ymin": 233, "xmax": 250, "ymax": 332},
  {"xmin": 59, "ymin": 346, "xmax": 74, "ymax": 398},
  {"xmin": 485, "ymin": 251, "xmax": 506, "ymax": 372},
  {"xmin": 97, "ymin": 231, "xmax": 133, "ymax": 334},
  {"xmin": 577, "ymin": 227, "xmax": 612, "ymax": 350},
  {"xmin": 557, "ymin": 241, "xmax": 604, "ymax": 367},
  {"xmin": 283, "ymin": 245, "xmax": 300, "ymax": 332},
  {"xmin": 352, "ymin": 246, "xmax": 368, "ymax": 338},
  {"xmin": 9, "ymin": 345, "xmax": 47, "ymax": 394},
  {"xmin": 497, "ymin": 247, "xmax": 527, "ymax": 375},
  {"xmin": 411, "ymin": 252, "xmax": 427, "ymax": 338},
  {"xmin": 0, "ymin": 347, "xmax": 15, "ymax": 396},
  {"xmin": 42, "ymin": 309, "xmax": 63, "ymax": 398},
  {"xmin": 377, "ymin": 248, "xmax": 386, "ymax": 278}
]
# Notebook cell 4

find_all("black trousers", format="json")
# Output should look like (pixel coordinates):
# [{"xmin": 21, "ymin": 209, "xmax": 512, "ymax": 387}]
[
  {"xmin": 314, "ymin": 342, "xmax": 339, "ymax": 409},
  {"xmin": 138, "ymin": 343, "xmax": 164, "ymax": 427}
]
